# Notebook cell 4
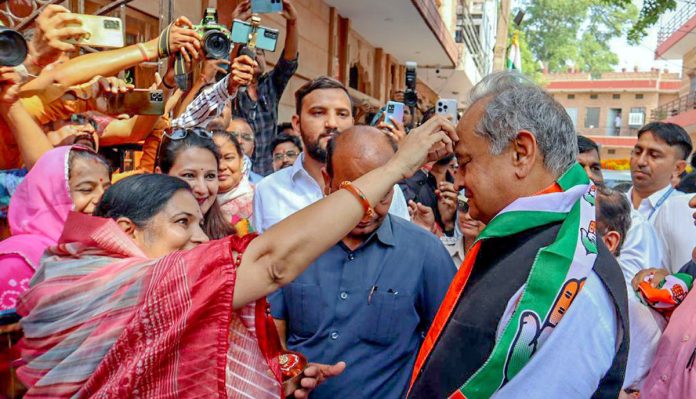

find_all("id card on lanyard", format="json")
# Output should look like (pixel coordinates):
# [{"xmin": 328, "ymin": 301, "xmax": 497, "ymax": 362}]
[{"xmin": 648, "ymin": 186, "xmax": 675, "ymax": 221}]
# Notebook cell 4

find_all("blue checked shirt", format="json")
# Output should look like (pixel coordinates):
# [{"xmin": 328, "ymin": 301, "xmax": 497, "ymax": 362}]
[{"xmin": 233, "ymin": 51, "xmax": 299, "ymax": 176}]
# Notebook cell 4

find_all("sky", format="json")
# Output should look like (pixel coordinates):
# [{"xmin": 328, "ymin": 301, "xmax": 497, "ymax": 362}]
[{"xmin": 609, "ymin": 2, "xmax": 684, "ymax": 75}]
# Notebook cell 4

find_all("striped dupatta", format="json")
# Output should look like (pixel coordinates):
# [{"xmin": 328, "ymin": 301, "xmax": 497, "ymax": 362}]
[{"xmin": 16, "ymin": 212, "xmax": 282, "ymax": 398}]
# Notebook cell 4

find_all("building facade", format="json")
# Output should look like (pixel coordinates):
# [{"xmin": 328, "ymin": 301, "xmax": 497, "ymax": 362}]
[
  {"xmin": 3, "ymin": 0, "xmax": 503, "ymax": 124},
  {"xmin": 653, "ymin": 1, "xmax": 696, "ymax": 141},
  {"xmin": 544, "ymin": 69, "xmax": 682, "ymax": 159}
]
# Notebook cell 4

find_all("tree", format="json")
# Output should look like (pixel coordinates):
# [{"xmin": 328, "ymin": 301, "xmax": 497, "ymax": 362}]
[
  {"xmin": 606, "ymin": 0, "xmax": 678, "ymax": 44},
  {"xmin": 519, "ymin": 0, "xmax": 638, "ymax": 77}
]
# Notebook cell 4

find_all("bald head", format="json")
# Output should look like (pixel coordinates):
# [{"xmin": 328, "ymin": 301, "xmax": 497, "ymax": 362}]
[{"xmin": 326, "ymin": 126, "xmax": 397, "ymax": 180}]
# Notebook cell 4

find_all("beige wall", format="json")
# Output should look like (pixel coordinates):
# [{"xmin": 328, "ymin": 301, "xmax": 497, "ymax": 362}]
[
  {"xmin": 682, "ymin": 47, "xmax": 696, "ymax": 97},
  {"xmin": 552, "ymin": 91, "xmax": 665, "ymax": 136}
]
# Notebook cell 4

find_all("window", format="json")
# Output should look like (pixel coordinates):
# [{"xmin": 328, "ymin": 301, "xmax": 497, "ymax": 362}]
[
  {"xmin": 585, "ymin": 107, "xmax": 600, "ymax": 128},
  {"xmin": 590, "ymin": 94, "xmax": 598, "ymax": 100},
  {"xmin": 690, "ymin": 75, "xmax": 696, "ymax": 95},
  {"xmin": 565, "ymin": 107, "xmax": 578, "ymax": 127},
  {"xmin": 567, "ymin": 94, "xmax": 575, "ymax": 100},
  {"xmin": 636, "ymin": 94, "xmax": 644, "ymax": 99},
  {"xmin": 612, "ymin": 94, "xmax": 620, "ymax": 99},
  {"xmin": 629, "ymin": 107, "xmax": 646, "ymax": 127}
]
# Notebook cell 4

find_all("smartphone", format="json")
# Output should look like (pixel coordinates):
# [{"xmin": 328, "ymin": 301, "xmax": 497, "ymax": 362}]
[
  {"xmin": 384, "ymin": 101, "xmax": 404, "ymax": 127},
  {"xmin": 251, "ymin": 0, "xmax": 283, "ymax": 14},
  {"xmin": 66, "ymin": 14, "xmax": 124, "ymax": 48},
  {"xmin": 230, "ymin": 19, "xmax": 279, "ymax": 52},
  {"xmin": 436, "ymin": 98, "xmax": 458, "ymax": 123},
  {"xmin": 107, "ymin": 89, "xmax": 165, "ymax": 116}
]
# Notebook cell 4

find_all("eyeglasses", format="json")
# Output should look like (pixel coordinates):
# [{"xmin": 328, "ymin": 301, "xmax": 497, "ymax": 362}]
[
  {"xmin": 228, "ymin": 131, "xmax": 255, "ymax": 143},
  {"xmin": 273, "ymin": 150, "xmax": 300, "ymax": 162},
  {"xmin": 165, "ymin": 127, "xmax": 213, "ymax": 140},
  {"xmin": 457, "ymin": 199, "xmax": 470, "ymax": 213}
]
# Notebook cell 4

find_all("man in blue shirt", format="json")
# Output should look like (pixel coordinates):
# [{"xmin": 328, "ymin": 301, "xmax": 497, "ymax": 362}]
[{"xmin": 269, "ymin": 126, "xmax": 456, "ymax": 398}]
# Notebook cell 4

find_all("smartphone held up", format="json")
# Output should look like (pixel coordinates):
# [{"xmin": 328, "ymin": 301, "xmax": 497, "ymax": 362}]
[{"xmin": 66, "ymin": 14, "xmax": 124, "ymax": 48}]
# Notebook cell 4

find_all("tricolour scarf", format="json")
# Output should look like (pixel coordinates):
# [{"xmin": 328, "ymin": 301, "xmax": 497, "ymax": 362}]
[{"xmin": 410, "ymin": 163, "xmax": 598, "ymax": 398}]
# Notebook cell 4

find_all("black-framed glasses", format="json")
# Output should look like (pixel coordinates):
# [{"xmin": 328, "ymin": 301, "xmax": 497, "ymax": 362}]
[
  {"xmin": 457, "ymin": 198, "xmax": 469, "ymax": 213},
  {"xmin": 273, "ymin": 150, "xmax": 300, "ymax": 162},
  {"xmin": 164, "ymin": 127, "xmax": 213, "ymax": 140},
  {"xmin": 228, "ymin": 131, "xmax": 255, "ymax": 143}
]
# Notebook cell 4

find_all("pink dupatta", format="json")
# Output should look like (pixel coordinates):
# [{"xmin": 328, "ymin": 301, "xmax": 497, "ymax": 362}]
[
  {"xmin": 0, "ymin": 146, "xmax": 73, "ymax": 310},
  {"xmin": 17, "ymin": 212, "xmax": 282, "ymax": 398}
]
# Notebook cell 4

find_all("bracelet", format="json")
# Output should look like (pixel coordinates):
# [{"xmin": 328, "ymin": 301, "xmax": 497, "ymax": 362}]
[
  {"xmin": 136, "ymin": 43, "xmax": 149, "ymax": 62},
  {"xmin": 339, "ymin": 181, "xmax": 374, "ymax": 221}
]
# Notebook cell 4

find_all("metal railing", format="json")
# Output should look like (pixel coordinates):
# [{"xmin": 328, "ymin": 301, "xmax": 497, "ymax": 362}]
[
  {"xmin": 651, "ymin": 92, "xmax": 696, "ymax": 121},
  {"xmin": 657, "ymin": 1, "xmax": 696, "ymax": 47},
  {"xmin": 455, "ymin": 0, "xmax": 488, "ymax": 76}
]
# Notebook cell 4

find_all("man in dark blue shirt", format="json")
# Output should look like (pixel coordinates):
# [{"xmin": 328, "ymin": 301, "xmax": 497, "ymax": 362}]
[{"xmin": 269, "ymin": 126, "xmax": 456, "ymax": 398}]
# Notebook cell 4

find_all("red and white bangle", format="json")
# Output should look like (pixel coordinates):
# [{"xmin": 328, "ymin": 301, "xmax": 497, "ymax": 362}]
[{"xmin": 340, "ymin": 181, "xmax": 374, "ymax": 222}]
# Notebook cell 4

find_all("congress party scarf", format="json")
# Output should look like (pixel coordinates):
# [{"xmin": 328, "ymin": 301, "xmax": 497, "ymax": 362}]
[{"xmin": 410, "ymin": 163, "xmax": 598, "ymax": 399}]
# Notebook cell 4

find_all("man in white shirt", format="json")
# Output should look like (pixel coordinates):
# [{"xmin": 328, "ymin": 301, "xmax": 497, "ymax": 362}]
[
  {"xmin": 576, "ymin": 135, "xmax": 663, "ymax": 282},
  {"xmin": 628, "ymin": 122, "xmax": 693, "ymax": 272},
  {"xmin": 628, "ymin": 122, "xmax": 692, "ymax": 221},
  {"xmin": 253, "ymin": 76, "xmax": 409, "ymax": 233}
]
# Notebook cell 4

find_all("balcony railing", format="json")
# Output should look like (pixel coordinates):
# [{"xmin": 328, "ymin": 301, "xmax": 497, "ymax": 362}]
[
  {"xmin": 651, "ymin": 92, "xmax": 696, "ymax": 121},
  {"xmin": 657, "ymin": 1, "xmax": 696, "ymax": 47},
  {"xmin": 455, "ymin": 0, "xmax": 487, "ymax": 76}
]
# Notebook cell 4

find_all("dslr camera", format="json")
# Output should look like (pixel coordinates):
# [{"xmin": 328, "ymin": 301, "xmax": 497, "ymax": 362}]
[
  {"xmin": 194, "ymin": 8, "xmax": 231, "ymax": 60},
  {"xmin": 0, "ymin": 23, "xmax": 27, "ymax": 67}
]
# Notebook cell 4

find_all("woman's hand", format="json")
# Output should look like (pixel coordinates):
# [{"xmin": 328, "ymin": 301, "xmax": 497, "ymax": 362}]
[
  {"xmin": 377, "ymin": 117, "xmax": 406, "ymax": 144},
  {"xmin": 388, "ymin": 115, "xmax": 457, "ymax": 179},
  {"xmin": 0, "ymin": 67, "xmax": 21, "ymax": 106},
  {"xmin": 436, "ymin": 182, "xmax": 457, "ymax": 232},
  {"xmin": 97, "ymin": 76, "xmax": 134, "ymax": 94},
  {"xmin": 286, "ymin": 362, "xmax": 346, "ymax": 399},
  {"xmin": 27, "ymin": 5, "xmax": 88, "ymax": 70},
  {"xmin": 632, "ymin": 268, "xmax": 670, "ymax": 291},
  {"xmin": 409, "ymin": 200, "xmax": 436, "ymax": 232}
]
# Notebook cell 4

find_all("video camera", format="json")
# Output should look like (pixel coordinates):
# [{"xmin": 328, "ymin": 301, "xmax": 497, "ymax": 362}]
[
  {"xmin": 194, "ymin": 8, "xmax": 231, "ymax": 60},
  {"xmin": 404, "ymin": 61, "xmax": 418, "ymax": 108}
]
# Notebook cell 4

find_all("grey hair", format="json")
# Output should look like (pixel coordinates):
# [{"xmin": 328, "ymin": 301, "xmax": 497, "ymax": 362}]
[{"xmin": 467, "ymin": 71, "xmax": 578, "ymax": 177}]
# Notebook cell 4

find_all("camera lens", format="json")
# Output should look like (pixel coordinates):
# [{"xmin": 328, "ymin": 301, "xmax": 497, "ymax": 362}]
[
  {"xmin": 0, "ymin": 27, "xmax": 27, "ymax": 67},
  {"xmin": 202, "ymin": 30, "xmax": 231, "ymax": 60}
]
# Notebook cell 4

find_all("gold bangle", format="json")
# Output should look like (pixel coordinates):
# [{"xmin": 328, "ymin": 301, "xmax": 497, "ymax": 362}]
[{"xmin": 339, "ymin": 181, "xmax": 374, "ymax": 221}]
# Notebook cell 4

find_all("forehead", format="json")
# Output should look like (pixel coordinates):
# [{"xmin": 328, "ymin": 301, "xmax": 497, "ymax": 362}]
[
  {"xmin": 635, "ymin": 131, "xmax": 673, "ymax": 152},
  {"xmin": 227, "ymin": 119, "xmax": 253, "ymax": 135},
  {"xmin": 302, "ymin": 88, "xmax": 352, "ymax": 111},
  {"xmin": 172, "ymin": 147, "xmax": 218, "ymax": 170},
  {"xmin": 69, "ymin": 155, "xmax": 109, "ymax": 180},
  {"xmin": 163, "ymin": 190, "xmax": 204, "ymax": 219},
  {"xmin": 454, "ymin": 100, "xmax": 491, "ymax": 157},
  {"xmin": 577, "ymin": 149, "xmax": 600, "ymax": 164},
  {"xmin": 273, "ymin": 141, "xmax": 299, "ymax": 153}
]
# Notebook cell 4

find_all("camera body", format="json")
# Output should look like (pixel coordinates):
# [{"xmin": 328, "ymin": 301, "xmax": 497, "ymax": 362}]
[
  {"xmin": 404, "ymin": 61, "xmax": 418, "ymax": 108},
  {"xmin": 194, "ymin": 8, "xmax": 232, "ymax": 60},
  {"xmin": 0, "ymin": 24, "xmax": 27, "ymax": 67}
]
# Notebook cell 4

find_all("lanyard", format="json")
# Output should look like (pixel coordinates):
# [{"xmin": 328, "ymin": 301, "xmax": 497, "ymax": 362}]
[{"xmin": 648, "ymin": 186, "xmax": 675, "ymax": 220}]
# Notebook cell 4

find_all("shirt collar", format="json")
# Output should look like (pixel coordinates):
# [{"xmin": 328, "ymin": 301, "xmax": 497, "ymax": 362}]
[
  {"xmin": 371, "ymin": 215, "xmax": 396, "ymax": 247},
  {"xmin": 647, "ymin": 184, "xmax": 674, "ymax": 208},
  {"xmin": 291, "ymin": 153, "xmax": 308, "ymax": 180}
]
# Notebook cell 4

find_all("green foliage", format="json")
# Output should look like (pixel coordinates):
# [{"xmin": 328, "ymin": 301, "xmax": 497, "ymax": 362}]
[
  {"xmin": 605, "ymin": 0, "xmax": 678, "ymax": 44},
  {"xmin": 519, "ymin": 0, "xmax": 638, "ymax": 78}
]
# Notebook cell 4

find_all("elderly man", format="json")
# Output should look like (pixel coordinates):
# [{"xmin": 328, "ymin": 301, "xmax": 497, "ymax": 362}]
[
  {"xmin": 269, "ymin": 126, "xmax": 455, "ymax": 398},
  {"xmin": 408, "ymin": 72, "xmax": 629, "ymax": 398}
]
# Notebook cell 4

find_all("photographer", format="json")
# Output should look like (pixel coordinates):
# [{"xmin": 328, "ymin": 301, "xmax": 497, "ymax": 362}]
[{"xmin": 231, "ymin": 0, "xmax": 299, "ymax": 176}]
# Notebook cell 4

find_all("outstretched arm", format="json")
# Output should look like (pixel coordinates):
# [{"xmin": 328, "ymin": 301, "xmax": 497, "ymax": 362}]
[{"xmin": 234, "ymin": 116, "xmax": 458, "ymax": 309}]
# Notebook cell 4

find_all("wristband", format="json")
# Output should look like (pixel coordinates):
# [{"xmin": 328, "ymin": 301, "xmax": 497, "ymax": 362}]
[{"xmin": 340, "ymin": 181, "xmax": 374, "ymax": 222}]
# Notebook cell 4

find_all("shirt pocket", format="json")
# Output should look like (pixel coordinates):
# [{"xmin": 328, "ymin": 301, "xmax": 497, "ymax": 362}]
[
  {"xmin": 286, "ymin": 283, "xmax": 323, "ymax": 338},
  {"xmin": 358, "ymin": 290, "xmax": 415, "ymax": 346}
]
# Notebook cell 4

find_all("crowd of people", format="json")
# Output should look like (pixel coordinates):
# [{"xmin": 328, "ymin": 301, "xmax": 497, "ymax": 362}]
[{"xmin": 0, "ymin": 1, "xmax": 696, "ymax": 398}]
